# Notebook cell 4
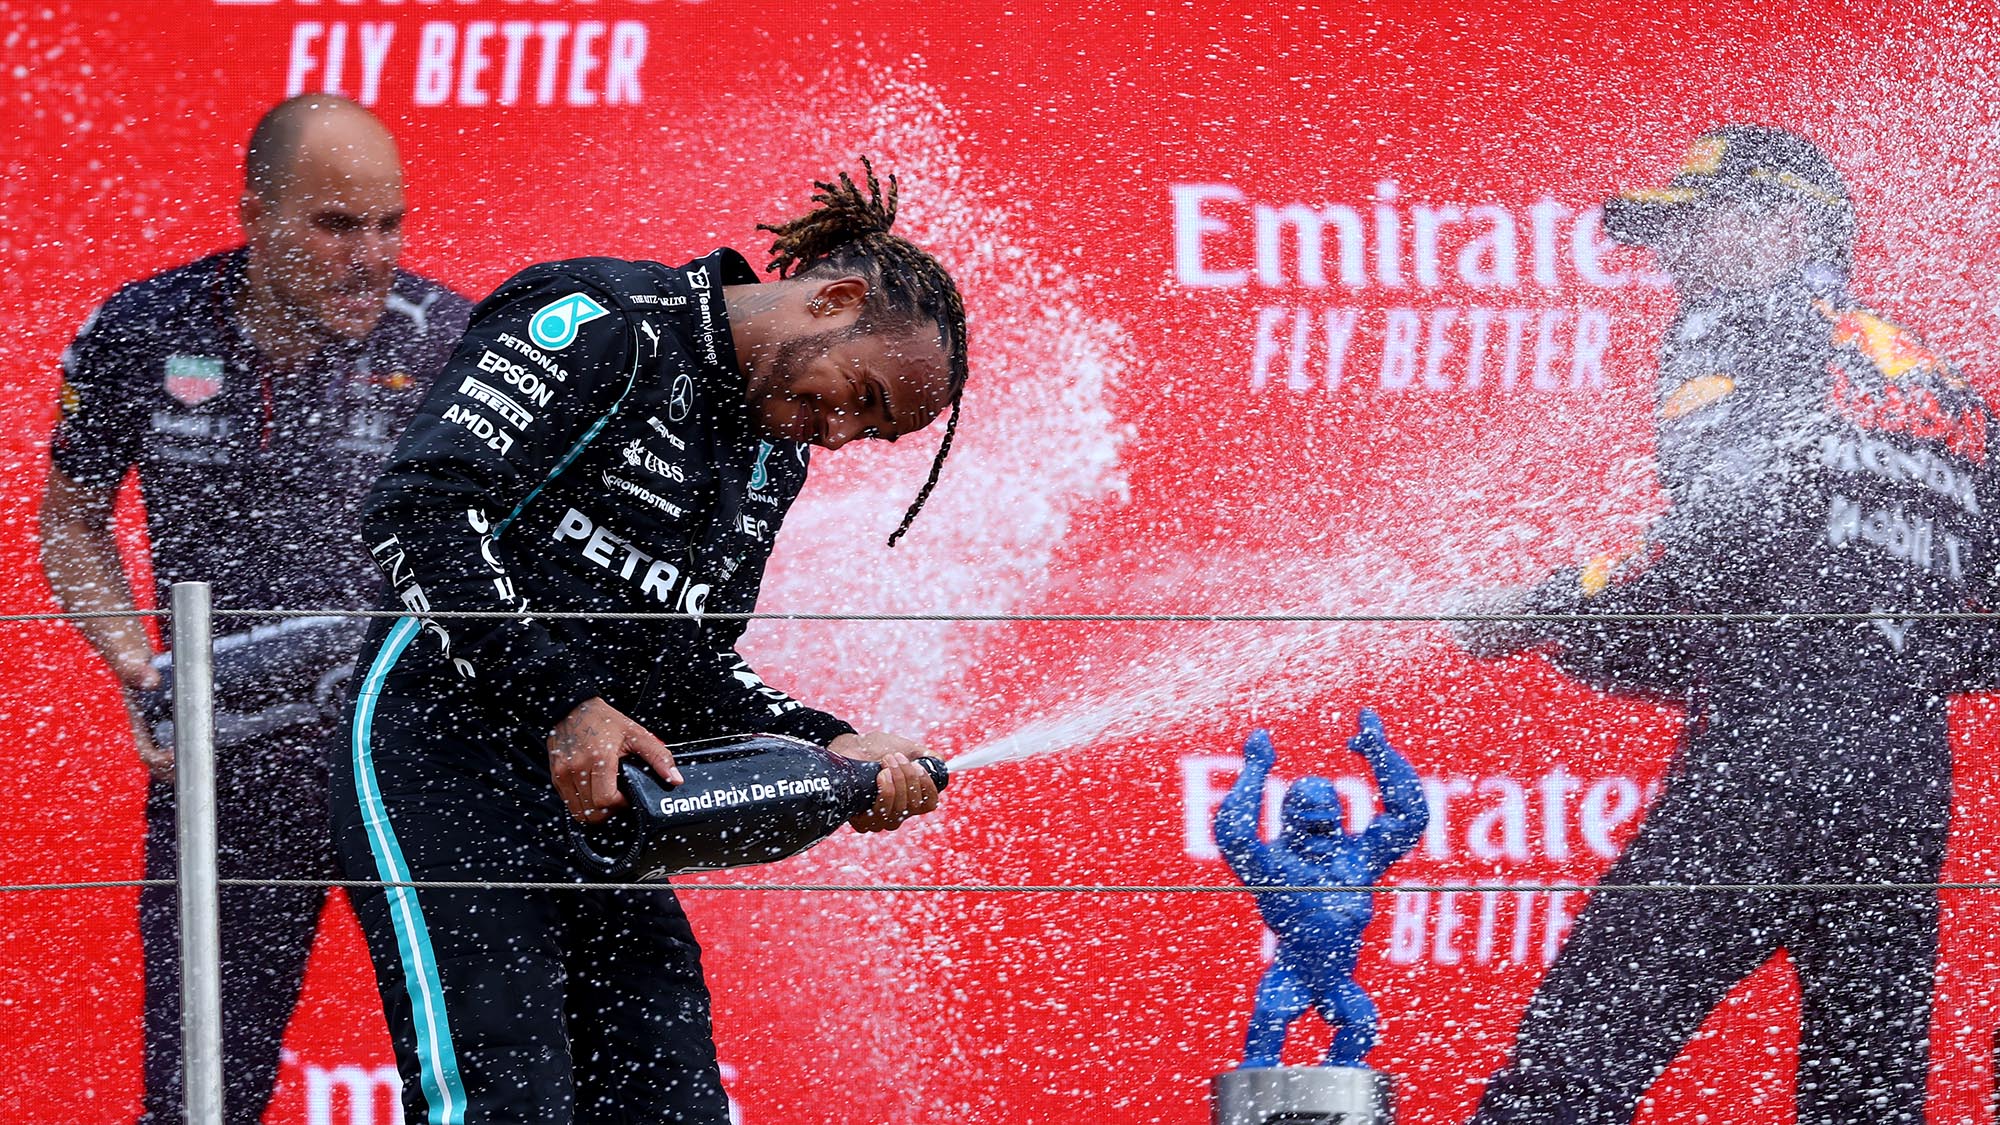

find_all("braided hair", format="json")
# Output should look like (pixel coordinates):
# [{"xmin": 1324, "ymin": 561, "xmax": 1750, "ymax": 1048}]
[{"xmin": 759, "ymin": 158, "xmax": 968, "ymax": 546}]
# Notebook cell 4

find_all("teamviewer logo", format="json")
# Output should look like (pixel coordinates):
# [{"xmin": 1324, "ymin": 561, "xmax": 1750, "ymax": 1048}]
[{"xmin": 529, "ymin": 292, "xmax": 609, "ymax": 350}]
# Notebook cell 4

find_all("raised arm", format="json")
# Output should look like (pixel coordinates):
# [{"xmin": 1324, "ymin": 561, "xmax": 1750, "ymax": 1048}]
[
  {"xmin": 1351, "ymin": 708, "xmax": 1427, "ymax": 877},
  {"xmin": 1213, "ymin": 729, "xmax": 1278, "ymax": 884}
]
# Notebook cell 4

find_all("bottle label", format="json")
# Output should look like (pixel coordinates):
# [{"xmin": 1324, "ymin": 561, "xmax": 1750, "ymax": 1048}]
[{"xmin": 655, "ymin": 774, "xmax": 833, "ymax": 816}]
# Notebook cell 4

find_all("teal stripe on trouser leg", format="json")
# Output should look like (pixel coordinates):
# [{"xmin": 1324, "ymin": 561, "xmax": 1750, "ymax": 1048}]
[{"xmin": 352, "ymin": 616, "xmax": 469, "ymax": 1124}]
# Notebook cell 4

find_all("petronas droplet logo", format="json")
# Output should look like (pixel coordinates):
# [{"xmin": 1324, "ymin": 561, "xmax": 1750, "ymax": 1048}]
[
  {"xmin": 529, "ymin": 292, "xmax": 609, "ymax": 350},
  {"xmin": 749, "ymin": 441, "xmax": 773, "ymax": 490}
]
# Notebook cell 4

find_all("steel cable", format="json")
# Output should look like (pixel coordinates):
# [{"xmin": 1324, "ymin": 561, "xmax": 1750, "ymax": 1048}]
[{"xmin": 4, "ymin": 878, "xmax": 2000, "ymax": 895}]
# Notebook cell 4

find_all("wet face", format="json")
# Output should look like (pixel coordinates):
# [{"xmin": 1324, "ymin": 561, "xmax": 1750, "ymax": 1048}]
[
  {"xmin": 241, "ymin": 117, "xmax": 406, "ymax": 342},
  {"xmin": 1651, "ymin": 197, "xmax": 1815, "ymax": 296},
  {"xmin": 747, "ymin": 320, "xmax": 953, "ymax": 449}
]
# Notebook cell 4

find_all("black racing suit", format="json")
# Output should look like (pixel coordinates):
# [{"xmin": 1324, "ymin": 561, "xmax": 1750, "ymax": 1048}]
[
  {"xmin": 49, "ymin": 249, "xmax": 467, "ymax": 1125},
  {"xmin": 332, "ymin": 250, "xmax": 854, "ymax": 1124},
  {"xmin": 1473, "ymin": 267, "xmax": 2000, "ymax": 1125}
]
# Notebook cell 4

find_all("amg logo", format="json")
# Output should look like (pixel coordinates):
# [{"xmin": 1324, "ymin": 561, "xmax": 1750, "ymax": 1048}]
[{"xmin": 646, "ymin": 415, "xmax": 687, "ymax": 450}]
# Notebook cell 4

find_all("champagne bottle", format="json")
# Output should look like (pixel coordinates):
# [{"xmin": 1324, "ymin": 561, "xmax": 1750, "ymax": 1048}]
[
  {"xmin": 131, "ymin": 616, "xmax": 368, "ymax": 749},
  {"xmin": 571, "ymin": 732, "xmax": 950, "ymax": 880}
]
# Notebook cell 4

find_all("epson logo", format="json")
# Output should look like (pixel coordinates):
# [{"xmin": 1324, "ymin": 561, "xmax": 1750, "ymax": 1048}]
[{"xmin": 475, "ymin": 349, "xmax": 558, "ymax": 407}]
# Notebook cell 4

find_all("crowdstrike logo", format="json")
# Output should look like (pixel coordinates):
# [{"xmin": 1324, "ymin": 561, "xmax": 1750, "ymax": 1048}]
[
  {"xmin": 529, "ymin": 292, "xmax": 609, "ymax": 350},
  {"xmin": 602, "ymin": 472, "xmax": 686, "ymax": 518}
]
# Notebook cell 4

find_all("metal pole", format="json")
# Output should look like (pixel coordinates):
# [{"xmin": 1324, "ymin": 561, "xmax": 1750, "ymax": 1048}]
[{"xmin": 170, "ymin": 582, "xmax": 222, "ymax": 1125}]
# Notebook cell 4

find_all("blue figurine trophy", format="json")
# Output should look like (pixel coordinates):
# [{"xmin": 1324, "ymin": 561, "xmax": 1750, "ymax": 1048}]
[{"xmin": 1209, "ymin": 708, "xmax": 1428, "ymax": 1125}]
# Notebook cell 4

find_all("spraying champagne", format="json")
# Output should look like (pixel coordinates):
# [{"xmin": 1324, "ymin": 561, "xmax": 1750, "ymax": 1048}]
[{"xmin": 572, "ymin": 732, "xmax": 950, "ymax": 880}]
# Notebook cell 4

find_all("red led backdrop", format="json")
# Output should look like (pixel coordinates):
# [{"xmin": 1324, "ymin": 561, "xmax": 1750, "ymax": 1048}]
[{"xmin": 1, "ymin": 2, "xmax": 1998, "ymax": 1122}]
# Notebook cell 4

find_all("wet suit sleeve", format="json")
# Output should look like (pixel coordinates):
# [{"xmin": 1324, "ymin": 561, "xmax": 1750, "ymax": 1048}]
[
  {"xmin": 1214, "ymin": 730, "xmax": 1278, "ymax": 885},
  {"xmin": 1517, "ymin": 383, "xmax": 1778, "ymax": 696},
  {"xmin": 362, "ymin": 269, "xmax": 639, "ymax": 737},
  {"xmin": 49, "ymin": 297, "xmax": 143, "ymax": 488},
  {"xmin": 1520, "ymin": 541, "xmax": 1695, "ymax": 698},
  {"xmin": 639, "ymin": 641, "xmax": 855, "ymax": 747}
]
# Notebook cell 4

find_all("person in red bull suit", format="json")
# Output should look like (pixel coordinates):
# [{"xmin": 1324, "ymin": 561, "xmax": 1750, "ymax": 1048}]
[
  {"xmin": 1452, "ymin": 125, "xmax": 1999, "ymax": 1125},
  {"xmin": 38, "ymin": 95, "xmax": 470, "ymax": 1125}
]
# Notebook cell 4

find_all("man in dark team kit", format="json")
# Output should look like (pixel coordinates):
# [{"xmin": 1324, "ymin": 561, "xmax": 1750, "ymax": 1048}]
[
  {"xmin": 1453, "ymin": 126, "xmax": 1999, "ymax": 1124},
  {"xmin": 39, "ymin": 96, "xmax": 470, "ymax": 1124},
  {"xmin": 336, "ymin": 163, "xmax": 961, "ymax": 1123}
]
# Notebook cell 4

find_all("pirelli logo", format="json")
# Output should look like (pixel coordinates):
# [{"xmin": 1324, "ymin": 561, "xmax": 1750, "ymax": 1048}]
[{"xmin": 457, "ymin": 375, "xmax": 535, "ymax": 430}]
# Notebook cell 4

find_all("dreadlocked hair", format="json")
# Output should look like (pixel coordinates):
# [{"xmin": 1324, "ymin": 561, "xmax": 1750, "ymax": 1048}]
[{"xmin": 759, "ymin": 157, "xmax": 968, "ymax": 547}]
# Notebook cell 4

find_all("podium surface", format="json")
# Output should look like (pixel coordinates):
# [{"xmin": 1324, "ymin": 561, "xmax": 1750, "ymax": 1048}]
[{"xmin": 1211, "ymin": 1066, "xmax": 1394, "ymax": 1125}]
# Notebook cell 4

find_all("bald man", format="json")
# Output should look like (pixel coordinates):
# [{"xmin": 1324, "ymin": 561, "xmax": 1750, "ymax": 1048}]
[{"xmin": 41, "ymin": 95, "xmax": 470, "ymax": 1124}]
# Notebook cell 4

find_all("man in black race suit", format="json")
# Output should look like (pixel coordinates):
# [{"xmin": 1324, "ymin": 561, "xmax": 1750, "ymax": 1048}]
[
  {"xmin": 39, "ymin": 96, "xmax": 469, "ymax": 1125},
  {"xmin": 335, "ymin": 164, "xmax": 962, "ymax": 1123},
  {"xmin": 1454, "ymin": 126, "xmax": 2000, "ymax": 1124}
]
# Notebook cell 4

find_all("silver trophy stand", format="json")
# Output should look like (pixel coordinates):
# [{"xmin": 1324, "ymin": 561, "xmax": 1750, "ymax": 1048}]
[{"xmin": 1212, "ymin": 1066, "xmax": 1395, "ymax": 1125}]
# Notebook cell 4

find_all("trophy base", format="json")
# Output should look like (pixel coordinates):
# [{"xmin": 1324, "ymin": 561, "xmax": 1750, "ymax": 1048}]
[{"xmin": 1211, "ymin": 1065, "xmax": 1395, "ymax": 1125}]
